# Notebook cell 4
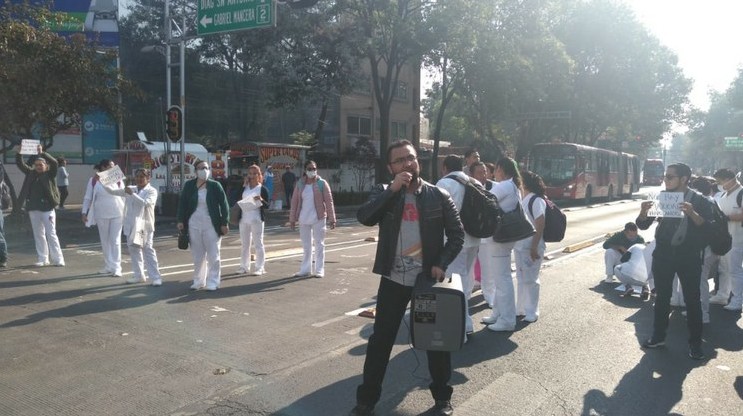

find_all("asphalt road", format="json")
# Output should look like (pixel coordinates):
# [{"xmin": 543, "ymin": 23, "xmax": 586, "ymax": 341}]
[{"xmin": 1, "ymin": 197, "xmax": 741, "ymax": 416}]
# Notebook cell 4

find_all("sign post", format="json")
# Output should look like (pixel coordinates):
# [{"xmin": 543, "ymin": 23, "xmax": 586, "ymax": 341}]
[
  {"xmin": 724, "ymin": 137, "xmax": 743, "ymax": 149},
  {"xmin": 197, "ymin": 0, "xmax": 275, "ymax": 36}
]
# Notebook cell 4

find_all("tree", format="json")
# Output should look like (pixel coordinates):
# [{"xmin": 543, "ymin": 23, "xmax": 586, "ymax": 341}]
[
  {"xmin": 346, "ymin": 136, "xmax": 376, "ymax": 192},
  {"xmin": 0, "ymin": 3, "xmax": 133, "ymax": 149}
]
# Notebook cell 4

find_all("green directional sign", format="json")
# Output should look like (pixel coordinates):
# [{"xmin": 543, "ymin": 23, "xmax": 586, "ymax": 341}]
[
  {"xmin": 724, "ymin": 136, "xmax": 743, "ymax": 149},
  {"xmin": 197, "ymin": 0, "xmax": 275, "ymax": 36}
]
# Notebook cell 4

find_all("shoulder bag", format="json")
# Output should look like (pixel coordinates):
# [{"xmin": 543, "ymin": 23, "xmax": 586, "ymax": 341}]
[{"xmin": 492, "ymin": 185, "xmax": 535, "ymax": 243}]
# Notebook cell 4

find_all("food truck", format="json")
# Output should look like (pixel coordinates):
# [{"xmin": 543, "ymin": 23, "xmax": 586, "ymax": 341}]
[
  {"xmin": 228, "ymin": 142, "xmax": 310, "ymax": 176},
  {"xmin": 114, "ymin": 140, "xmax": 228, "ymax": 196}
]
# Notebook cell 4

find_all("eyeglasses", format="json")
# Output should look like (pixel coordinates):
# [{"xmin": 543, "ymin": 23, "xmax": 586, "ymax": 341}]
[
  {"xmin": 390, "ymin": 154, "xmax": 417, "ymax": 165},
  {"xmin": 663, "ymin": 174, "xmax": 678, "ymax": 180}
]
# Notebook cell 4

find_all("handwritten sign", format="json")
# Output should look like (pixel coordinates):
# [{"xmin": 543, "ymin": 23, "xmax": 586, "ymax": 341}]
[
  {"xmin": 647, "ymin": 191, "xmax": 684, "ymax": 218},
  {"xmin": 20, "ymin": 139, "xmax": 41, "ymax": 155},
  {"xmin": 97, "ymin": 165, "xmax": 126, "ymax": 187}
]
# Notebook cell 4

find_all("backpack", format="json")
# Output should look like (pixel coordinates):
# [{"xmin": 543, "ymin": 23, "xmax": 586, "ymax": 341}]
[
  {"xmin": 699, "ymin": 193, "xmax": 732, "ymax": 256},
  {"xmin": 445, "ymin": 174, "xmax": 502, "ymax": 238},
  {"xmin": 528, "ymin": 194, "xmax": 567, "ymax": 242}
]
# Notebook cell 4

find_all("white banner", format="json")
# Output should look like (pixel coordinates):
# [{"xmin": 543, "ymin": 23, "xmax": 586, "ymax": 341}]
[{"xmin": 647, "ymin": 191, "xmax": 684, "ymax": 218}]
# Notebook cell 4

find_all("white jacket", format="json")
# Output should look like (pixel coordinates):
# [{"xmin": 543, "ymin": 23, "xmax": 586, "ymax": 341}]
[{"xmin": 105, "ymin": 184, "xmax": 158, "ymax": 244}]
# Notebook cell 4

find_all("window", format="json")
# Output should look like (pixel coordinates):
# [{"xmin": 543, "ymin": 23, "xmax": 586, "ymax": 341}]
[
  {"xmin": 347, "ymin": 116, "xmax": 371, "ymax": 136},
  {"xmin": 394, "ymin": 81, "xmax": 408, "ymax": 100},
  {"xmin": 391, "ymin": 121, "xmax": 407, "ymax": 139}
]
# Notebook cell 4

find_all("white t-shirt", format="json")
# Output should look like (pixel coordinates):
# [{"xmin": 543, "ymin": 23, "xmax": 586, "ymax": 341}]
[
  {"xmin": 717, "ymin": 186, "xmax": 743, "ymax": 243},
  {"xmin": 239, "ymin": 185, "xmax": 263, "ymax": 223},
  {"xmin": 298, "ymin": 183, "xmax": 319, "ymax": 225},
  {"xmin": 516, "ymin": 193, "xmax": 546, "ymax": 249}
]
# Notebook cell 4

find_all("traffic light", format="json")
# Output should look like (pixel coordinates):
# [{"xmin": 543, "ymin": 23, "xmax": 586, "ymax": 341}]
[{"xmin": 166, "ymin": 106, "xmax": 183, "ymax": 141}]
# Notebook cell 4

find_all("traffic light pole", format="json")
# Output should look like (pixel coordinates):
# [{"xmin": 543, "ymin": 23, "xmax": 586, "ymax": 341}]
[{"xmin": 179, "ymin": 16, "xmax": 186, "ymax": 191}]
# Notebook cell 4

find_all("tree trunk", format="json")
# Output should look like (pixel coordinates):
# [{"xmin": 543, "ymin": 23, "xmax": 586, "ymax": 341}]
[{"xmin": 313, "ymin": 97, "xmax": 329, "ymax": 145}]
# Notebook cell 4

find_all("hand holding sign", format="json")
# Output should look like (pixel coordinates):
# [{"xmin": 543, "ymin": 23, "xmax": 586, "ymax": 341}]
[{"xmin": 96, "ymin": 165, "xmax": 126, "ymax": 187}]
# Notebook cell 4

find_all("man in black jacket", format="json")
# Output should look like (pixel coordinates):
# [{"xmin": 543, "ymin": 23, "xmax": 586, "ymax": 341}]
[
  {"xmin": 636, "ymin": 163, "xmax": 713, "ymax": 360},
  {"xmin": 351, "ymin": 140, "xmax": 464, "ymax": 416}
]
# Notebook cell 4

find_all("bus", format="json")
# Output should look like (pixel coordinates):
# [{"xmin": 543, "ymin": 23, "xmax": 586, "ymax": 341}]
[
  {"xmin": 526, "ymin": 143, "xmax": 640, "ymax": 203},
  {"xmin": 642, "ymin": 159, "xmax": 664, "ymax": 186}
]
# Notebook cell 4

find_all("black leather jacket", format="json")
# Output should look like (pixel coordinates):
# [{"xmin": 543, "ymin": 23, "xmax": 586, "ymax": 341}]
[{"xmin": 357, "ymin": 180, "xmax": 464, "ymax": 277}]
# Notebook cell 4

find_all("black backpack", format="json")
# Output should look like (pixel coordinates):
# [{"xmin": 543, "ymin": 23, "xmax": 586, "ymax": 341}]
[
  {"xmin": 700, "ymin": 194, "xmax": 732, "ymax": 256},
  {"xmin": 528, "ymin": 195, "xmax": 567, "ymax": 242},
  {"xmin": 445, "ymin": 175, "xmax": 502, "ymax": 238}
]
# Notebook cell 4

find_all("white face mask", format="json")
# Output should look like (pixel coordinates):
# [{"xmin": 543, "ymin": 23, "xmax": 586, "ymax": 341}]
[
  {"xmin": 197, "ymin": 169, "xmax": 210, "ymax": 180},
  {"xmin": 306, "ymin": 170, "xmax": 317, "ymax": 179}
]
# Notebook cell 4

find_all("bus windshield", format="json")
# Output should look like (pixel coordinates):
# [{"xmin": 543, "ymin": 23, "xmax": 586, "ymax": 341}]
[{"xmin": 530, "ymin": 153, "xmax": 577, "ymax": 186}]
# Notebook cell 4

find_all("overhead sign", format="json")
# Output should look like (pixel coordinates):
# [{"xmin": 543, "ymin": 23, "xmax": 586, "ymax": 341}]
[
  {"xmin": 724, "ymin": 136, "xmax": 743, "ymax": 149},
  {"xmin": 197, "ymin": 0, "xmax": 275, "ymax": 36}
]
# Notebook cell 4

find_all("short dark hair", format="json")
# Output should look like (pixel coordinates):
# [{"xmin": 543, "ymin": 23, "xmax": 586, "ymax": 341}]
[
  {"xmin": 624, "ymin": 222, "xmax": 638, "ymax": 232},
  {"xmin": 691, "ymin": 176, "xmax": 712, "ymax": 195},
  {"xmin": 134, "ymin": 168, "xmax": 151, "ymax": 178},
  {"xmin": 713, "ymin": 168, "xmax": 736, "ymax": 181},
  {"xmin": 667, "ymin": 163, "xmax": 691, "ymax": 180},
  {"xmin": 386, "ymin": 140, "xmax": 415, "ymax": 163},
  {"xmin": 443, "ymin": 155, "xmax": 463, "ymax": 173},
  {"xmin": 464, "ymin": 148, "xmax": 479, "ymax": 159}
]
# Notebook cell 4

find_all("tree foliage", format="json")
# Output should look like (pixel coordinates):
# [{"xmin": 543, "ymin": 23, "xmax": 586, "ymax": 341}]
[{"xmin": 0, "ymin": 3, "xmax": 134, "ymax": 148}]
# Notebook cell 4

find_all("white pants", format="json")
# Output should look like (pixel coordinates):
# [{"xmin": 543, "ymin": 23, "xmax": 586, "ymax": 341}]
[
  {"xmin": 604, "ymin": 249, "xmax": 622, "ymax": 276},
  {"xmin": 447, "ymin": 245, "xmax": 479, "ymax": 332},
  {"xmin": 484, "ymin": 240, "xmax": 516, "ymax": 326},
  {"xmin": 127, "ymin": 231, "xmax": 160, "ymax": 281},
  {"xmin": 478, "ymin": 241, "xmax": 496, "ymax": 307},
  {"xmin": 614, "ymin": 264, "xmax": 648, "ymax": 288},
  {"xmin": 240, "ymin": 219, "xmax": 265, "ymax": 272},
  {"xmin": 515, "ymin": 246, "xmax": 543, "ymax": 320},
  {"xmin": 96, "ymin": 217, "xmax": 123, "ymax": 274},
  {"xmin": 299, "ymin": 221, "xmax": 326, "ymax": 275},
  {"xmin": 189, "ymin": 220, "xmax": 222, "ymax": 288},
  {"xmin": 722, "ymin": 245, "xmax": 743, "ymax": 307},
  {"xmin": 28, "ymin": 210, "xmax": 64, "ymax": 264}
]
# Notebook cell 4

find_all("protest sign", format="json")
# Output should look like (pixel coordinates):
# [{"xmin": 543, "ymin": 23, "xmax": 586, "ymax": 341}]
[
  {"xmin": 97, "ymin": 165, "xmax": 126, "ymax": 187},
  {"xmin": 646, "ymin": 191, "xmax": 684, "ymax": 218},
  {"xmin": 20, "ymin": 139, "xmax": 41, "ymax": 155}
]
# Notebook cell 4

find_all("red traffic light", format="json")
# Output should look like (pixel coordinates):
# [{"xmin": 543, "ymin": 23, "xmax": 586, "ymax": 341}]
[{"xmin": 166, "ymin": 106, "xmax": 183, "ymax": 141}]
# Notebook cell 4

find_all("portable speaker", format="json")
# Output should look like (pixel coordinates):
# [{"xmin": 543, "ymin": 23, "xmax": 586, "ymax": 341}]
[{"xmin": 411, "ymin": 273, "xmax": 466, "ymax": 351}]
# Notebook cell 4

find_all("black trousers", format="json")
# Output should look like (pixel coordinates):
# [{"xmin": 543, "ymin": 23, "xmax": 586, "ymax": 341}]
[
  {"xmin": 356, "ymin": 277, "xmax": 453, "ymax": 406},
  {"xmin": 651, "ymin": 250, "xmax": 703, "ymax": 346},
  {"xmin": 58, "ymin": 186, "xmax": 68, "ymax": 207}
]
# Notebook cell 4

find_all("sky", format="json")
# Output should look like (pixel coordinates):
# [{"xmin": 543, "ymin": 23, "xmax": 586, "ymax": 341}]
[{"xmin": 623, "ymin": 0, "xmax": 743, "ymax": 111}]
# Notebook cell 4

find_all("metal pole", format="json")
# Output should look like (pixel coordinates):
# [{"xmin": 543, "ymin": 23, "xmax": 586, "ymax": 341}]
[
  {"xmin": 179, "ymin": 16, "xmax": 186, "ymax": 190},
  {"xmin": 165, "ymin": 0, "xmax": 172, "ymax": 193}
]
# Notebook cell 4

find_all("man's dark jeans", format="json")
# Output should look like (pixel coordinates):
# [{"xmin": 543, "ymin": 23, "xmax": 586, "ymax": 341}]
[
  {"xmin": 651, "ymin": 250, "xmax": 703, "ymax": 346},
  {"xmin": 356, "ymin": 277, "xmax": 453, "ymax": 407}
]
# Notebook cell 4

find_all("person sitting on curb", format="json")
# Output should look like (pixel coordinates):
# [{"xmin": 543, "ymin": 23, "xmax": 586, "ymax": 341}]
[
  {"xmin": 603, "ymin": 222, "xmax": 645, "ymax": 283},
  {"xmin": 614, "ymin": 242, "xmax": 652, "ymax": 300}
]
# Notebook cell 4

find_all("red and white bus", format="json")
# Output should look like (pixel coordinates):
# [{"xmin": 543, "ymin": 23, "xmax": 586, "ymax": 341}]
[
  {"xmin": 526, "ymin": 143, "xmax": 640, "ymax": 203},
  {"xmin": 642, "ymin": 159, "xmax": 664, "ymax": 186}
]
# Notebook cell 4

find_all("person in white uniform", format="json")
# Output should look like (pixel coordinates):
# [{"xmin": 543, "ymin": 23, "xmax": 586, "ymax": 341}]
[
  {"xmin": 515, "ymin": 171, "xmax": 546, "ymax": 323},
  {"xmin": 177, "ymin": 160, "xmax": 230, "ymax": 291},
  {"xmin": 289, "ymin": 160, "xmax": 336, "ymax": 278},
  {"xmin": 82, "ymin": 159, "xmax": 125, "ymax": 276},
  {"xmin": 237, "ymin": 165, "xmax": 269, "ymax": 275},
  {"xmin": 436, "ymin": 155, "xmax": 480, "ymax": 337},
  {"xmin": 104, "ymin": 168, "xmax": 162, "ymax": 286},
  {"xmin": 711, "ymin": 168, "xmax": 743, "ymax": 311},
  {"xmin": 470, "ymin": 161, "xmax": 497, "ymax": 307},
  {"xmin": 482, "ymin": 157, "xmax": 525, "ymax": 332}
]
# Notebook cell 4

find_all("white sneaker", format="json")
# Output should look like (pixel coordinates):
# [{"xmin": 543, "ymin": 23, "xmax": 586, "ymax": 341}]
[
  {"xmin": 523, "ymin": 316, "xmax": 538, "ymax": 323},
  {"xmin": 112, "ymin": 271, "xmax": 123, "ymax": 277},
  {"xmin": 190, "ymin": 283, "xmax": 205, "ymax": 290},
  {"xmin": 481, "ymin": 314, "xmax": 499, "ymax": 324},
  {"xmin": 205, "ymin": 285, "xmax": 218, "ymax": 291},
  {"xmin": 151, "ymin": 279, "xmax": 162, "ymax": 287},
  {"xmin": 237, "ymin": 268, "xmax": 248, "ymax": 274},
  {"xmin": 315, "ymin": 272, "xmax": 324, "ymax": 278},
  {"xmin": 126, "ymin": 276, "xmax": 146, "ymax": 284},
  {"xmin": 34, "ymin": 261, "xmax": 49, "ymax": 267},
  {"xmin": 487, "ymin": 321, "xmax": 516, "ymax": 332},
  {"xmin": 603, "ymin": 276, "xmax": 614, "ymax": 283},
  {"xmin": 249, "ymin": 269, "xmax": 265, "ymax": 276},
  {"xmin": 709, "ymin": 294, "xmax": 730, "ymax": 305}
]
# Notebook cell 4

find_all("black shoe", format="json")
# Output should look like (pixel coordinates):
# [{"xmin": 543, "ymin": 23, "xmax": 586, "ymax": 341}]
[
  {"xmin": 642, "ymin": 338, "xmax": 665, "ymax": 349},
  {"xmin": 433, "ymin": 400, "xmax": 454, "ymax": 416},
  {"xmin": 689, "ymin": 344, "xmax": 705, "ymax": 360},
  {"xmin": 349, "ymin": 404, "xmax": 375, "ymax": 416},
  {"xmin": 640, "ymin": 287, "xmax": 650, "ymax": 301},
  {"xmin": 620, "ymin": 286, "xmax": 635, "ymax": 297}
]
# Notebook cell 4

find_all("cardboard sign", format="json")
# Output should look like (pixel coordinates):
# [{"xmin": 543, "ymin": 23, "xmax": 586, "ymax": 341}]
[
  {"xmin": 647, "ymin": 191, "xmax": 684, "ymax": 218},
  {"xmin": 97, "ymin": 165, "xmax": 126, "ymax": 187},
  {"xmin": 20, "ymin": 139, "xmax": 41, "ymax": 155}
]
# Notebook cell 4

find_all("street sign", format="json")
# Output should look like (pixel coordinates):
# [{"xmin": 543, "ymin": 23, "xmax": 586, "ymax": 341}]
[
  {"xmin": 724, "ymin": 136, "xmax": 743, "ymax": 149},
  {"xmin": 197, "ymin": 0, "xmax": 275, "ymax": 36}
]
